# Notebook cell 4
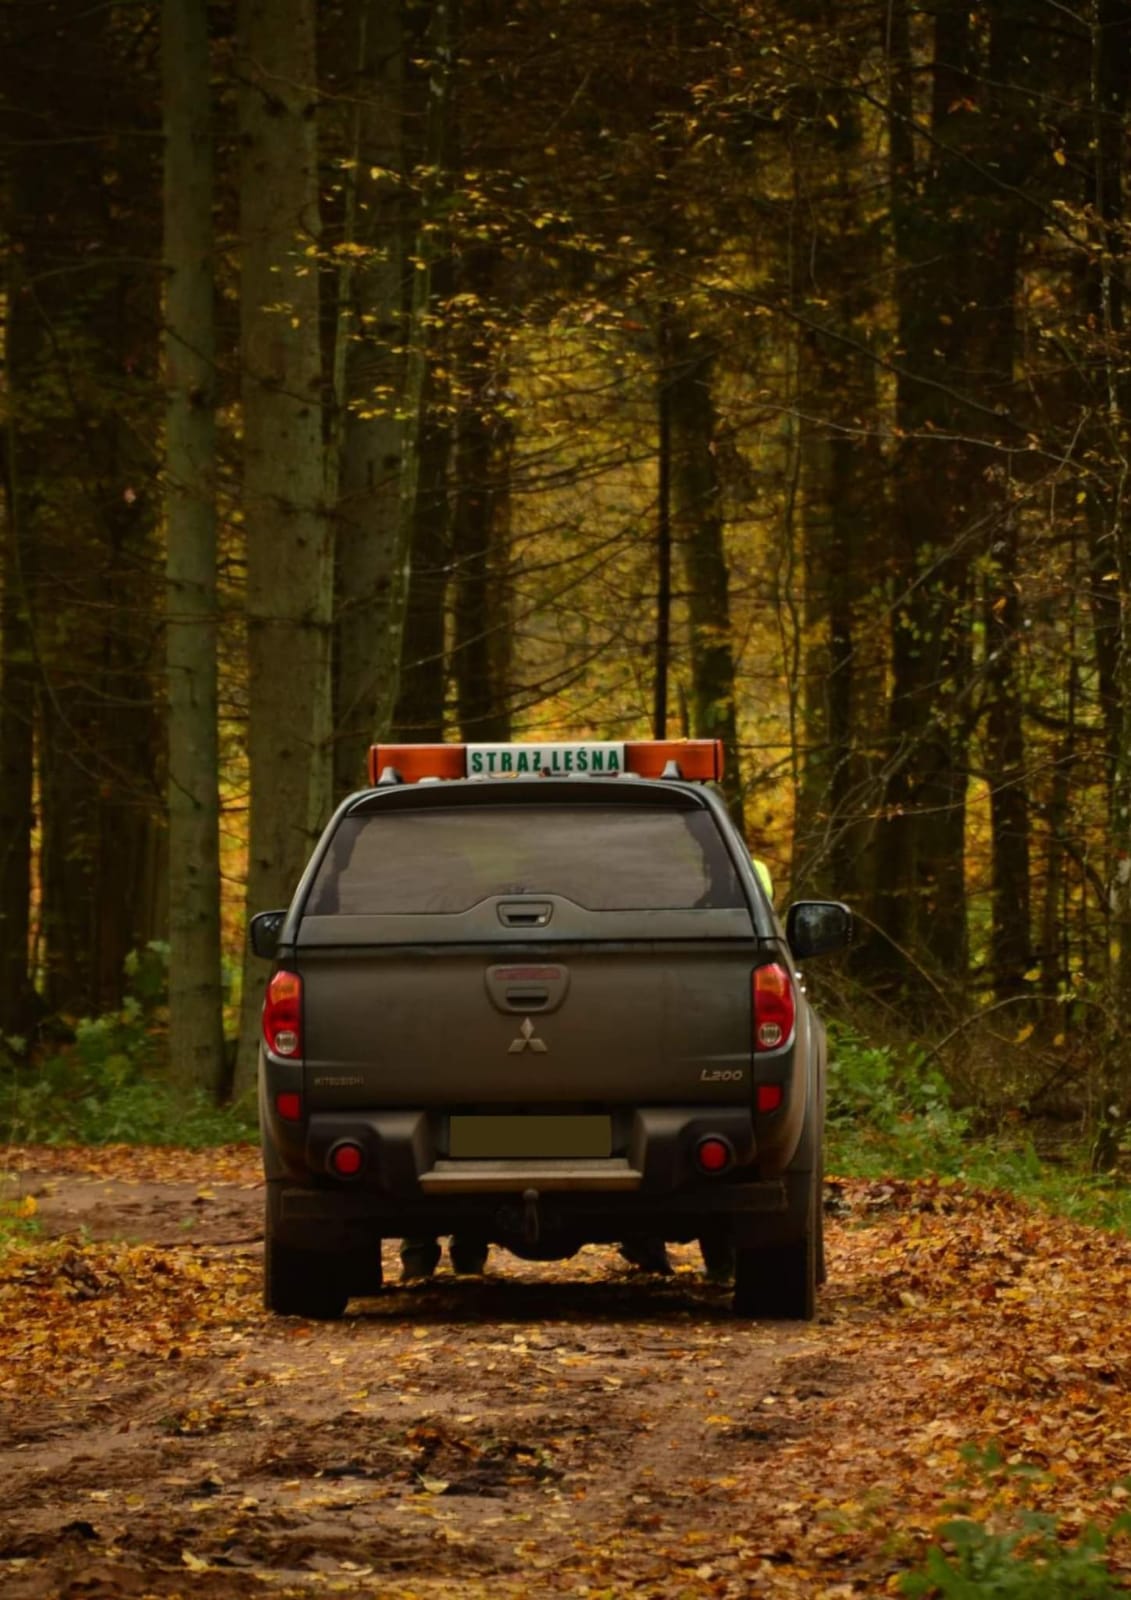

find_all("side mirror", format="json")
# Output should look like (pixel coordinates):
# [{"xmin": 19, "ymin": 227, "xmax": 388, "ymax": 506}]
[
  {"xmin": 249, "ymin": 909, "xmax": 288, "ymax": 960},
  {"xmin": 785, "ymin": 900, "xmax": 852, "ymax": 960}
]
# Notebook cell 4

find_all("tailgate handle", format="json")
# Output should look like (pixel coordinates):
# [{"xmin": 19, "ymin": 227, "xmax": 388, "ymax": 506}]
[
  {"xmin": 498, "ymin": 901, "xmax": 553, "ymax": 928},
  {"xmin": 505, "ymin": 986, "xmax": 549, "ymax": 1010}
]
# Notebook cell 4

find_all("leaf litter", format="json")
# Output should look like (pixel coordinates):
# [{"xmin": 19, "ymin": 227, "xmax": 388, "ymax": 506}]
[{"xmin": 0, "ymin": 1148, "xmax": 1127, "ymax": 1597}]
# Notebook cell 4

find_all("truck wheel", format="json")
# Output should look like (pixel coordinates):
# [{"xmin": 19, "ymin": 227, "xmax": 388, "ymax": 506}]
[
  {"xmin": 264, "ymin": 1234, "xmax": 350, "ymax": 1318},
  {"xmin": 345, "ymin": 1247, "xmax": 384, "ymax": 1298},
  {"xmin": 816, "ymin": 1151, "xmax": 827, "ymax": 1287},
  {"xmin": 733, "ymin": 1176, "xmax": 817, "ymax": 1321},
  {"xmin": 262, "ymin": 1192, "xmax": 348, "ymax": 1318}
]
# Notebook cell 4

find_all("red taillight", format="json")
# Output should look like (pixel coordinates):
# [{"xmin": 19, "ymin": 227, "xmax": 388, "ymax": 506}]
[
  {"xmin": 263, "ymin": 970, "xmax": 303, "ymax": 1058},
  {"xmin": 753, "ymin": 963, "xmax": 795, "ymax": 1052},
  {"xmin": 696, "ymin": 1136, "xmax": 733, "ymax": 1173},
  {"xmin": 756, "ymin": 1083, "xmax": 783, "ymax": 1114},
  {"xmin": 330, "ymin": 1141, "xmax": 364, "ymax": 1177},
  {"xmin": 276, "ymin": 1091, "xmax": 303, "ymax": 1122}
]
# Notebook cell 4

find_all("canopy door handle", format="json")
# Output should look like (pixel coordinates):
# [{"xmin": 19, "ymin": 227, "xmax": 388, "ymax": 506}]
[{"xmin": 497, "ymin": 901, "xmax": 553, "ymax": 928}]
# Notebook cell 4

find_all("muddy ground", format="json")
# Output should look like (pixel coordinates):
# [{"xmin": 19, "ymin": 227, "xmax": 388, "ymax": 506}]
[{"xmin": 1, "ymin": 1149, "xmax": 1128, "ymax": 1599}]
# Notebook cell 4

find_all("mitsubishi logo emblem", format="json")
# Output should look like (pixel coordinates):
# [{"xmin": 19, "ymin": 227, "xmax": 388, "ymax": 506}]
[{"xmin": 509, "ymin": 1017, "xmax": 548, "ymax": 1054}]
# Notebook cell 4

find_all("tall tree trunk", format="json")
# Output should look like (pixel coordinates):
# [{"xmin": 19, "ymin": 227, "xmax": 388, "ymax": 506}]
[
  {"xmin": 791, "ymin": 93, "xmax": 885, "ymax": 901},
  {"xmin": 667, "ymin": 318, "xmax": 743, "ymax": 826},
  {"xmin": 452, "ymin": 246, "xmax": 513, "ymax": 743},
  {"xmin": 0, "ymin": 249, "xmax": 36, "ymax": 1042},
  {"xmin": 1090, "ymin": 0, "xmax": 1131, "ymax": 1168},
  {"xmin": 872, "ymin": 2, "xmax": 981, "ymax": 1000},
  {"xmin": 389, "ymin": 0, "xmax": 458, "ymax": 746},
  {"xmin": 390, "ymin": 369, "xmax": 453, "ymax": 741},
  {"xmin": 332, "ymin": 0, "xmax": 410, "ymax": 796},
  {"xmin": 797, "ymin": 367, "xmax": 884, "ymax": 901},
  {"xmin": 653, "ymin": 307, "xmax": 673, "ymax": 742},
  {"xmin": 233, "ymin": 0, "xmax": 333, "ymax": 1099},
  {"xmin": 985, "ymin": 502, "xmax": 1032, "ymax": 1001},
  {"xmin": 978, "ymin": 12, "xmax": 1032, "ymax": 1006},
  {"xmin": 163, "ymin": 0, "xmax": 223, "ymax": 1093}
]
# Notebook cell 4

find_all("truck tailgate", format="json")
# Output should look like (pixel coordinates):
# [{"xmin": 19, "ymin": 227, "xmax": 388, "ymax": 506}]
[{"xmin": 300, "ymin": 940, "xmax": 757, "ymax": 1109}]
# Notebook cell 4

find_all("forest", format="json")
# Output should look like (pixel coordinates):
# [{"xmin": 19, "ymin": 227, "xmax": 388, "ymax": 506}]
[{"xmin": 1, "ymin": 0, "xmax": 1130, "ymax": 1169}]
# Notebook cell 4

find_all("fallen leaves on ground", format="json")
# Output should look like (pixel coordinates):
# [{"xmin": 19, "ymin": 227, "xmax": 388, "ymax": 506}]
[
  {"xmin": 0, "ymin": 1154, "xmax": 1127, "ymax": 1598},
  {"xmin": 1, "ymin": 1141, "xmax": 259, "ymax": 1185}
]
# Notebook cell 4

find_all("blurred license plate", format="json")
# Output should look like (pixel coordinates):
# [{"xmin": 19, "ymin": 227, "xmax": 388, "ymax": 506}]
[{"xmin": 449, "ymin": 1115, "xmax": 612, "ymax": 1159}]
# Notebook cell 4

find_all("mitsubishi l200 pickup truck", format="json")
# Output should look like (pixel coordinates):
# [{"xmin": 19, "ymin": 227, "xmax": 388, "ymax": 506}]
[{"xmin": 250, "ymin": 738, "xmax": 851, "ymax": 1321}]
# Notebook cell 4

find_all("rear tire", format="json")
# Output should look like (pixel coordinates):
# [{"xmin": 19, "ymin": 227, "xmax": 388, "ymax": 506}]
[
  {"xmin": 263, "ymin": 1196, "xmax": 350, "ymax": 1319},
  {"xmin": 816, "ymin": 1149, "xmax": 827, "ymax": 1288},
  {"xmin": 345, "ymin": 1246, "xmax": 384, "ymax": 1298},
  {"xmin": 449, "ymin": 1237, "xmax": 489, "ymax": 1275},
  {"xmin": 733, "ymin": 1175, "xmax": 817, "ymax": 1321}
]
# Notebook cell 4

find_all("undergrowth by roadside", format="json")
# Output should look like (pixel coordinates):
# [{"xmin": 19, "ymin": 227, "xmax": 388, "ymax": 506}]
[
  {"xmin": 826, "ymin": 1027, "xmax": 1131, "ymax": 1235},
  {"xmin": 0, "ymin": 1191, "xmax": 38, "ymax": 1251},
  {"xmin": 822, "ymin": 1035, "xmax": 1131, "ymax": 1595},
  {"xmin": 0, "ymin": 944, "xmax": 255, "ymax": 1150},
  {"xmin": 0, "ymin": 1072, "xmax": 256, "ymax": 1148},
  {"xmin": 901, "ymin": 1446, "xmax": 1131, "ymax": 1598},
  {"xmin": 0, "ymin": 1035, "xmax": 255, "ymax": 1147}
]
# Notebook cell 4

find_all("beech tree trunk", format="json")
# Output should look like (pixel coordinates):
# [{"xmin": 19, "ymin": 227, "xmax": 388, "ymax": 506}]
[{"xmin": 233, "ymin": 0, "xmax": 333, "ymax": 1099}]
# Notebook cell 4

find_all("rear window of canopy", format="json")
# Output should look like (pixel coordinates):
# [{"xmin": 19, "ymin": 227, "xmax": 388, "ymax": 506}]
[{"xmin": 306, "ymin": 803, "xmax": 745, "ymax": 915}]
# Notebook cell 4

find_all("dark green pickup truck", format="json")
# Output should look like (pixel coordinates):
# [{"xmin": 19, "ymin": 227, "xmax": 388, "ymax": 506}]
[{"xmin": 251, "ymin": 739, "xmax": 850, "ymax": 1321}]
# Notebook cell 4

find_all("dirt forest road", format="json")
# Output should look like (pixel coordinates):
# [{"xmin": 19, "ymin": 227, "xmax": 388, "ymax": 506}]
[{"xmin": 1, "ymin": 1148, "xmax": 1129, "ymax": 1599}]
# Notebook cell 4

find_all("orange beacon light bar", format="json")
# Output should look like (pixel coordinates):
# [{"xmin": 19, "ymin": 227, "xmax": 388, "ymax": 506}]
[{"xmin": 367, "ymin": 739, "xmax": 724, "ymax": 786}]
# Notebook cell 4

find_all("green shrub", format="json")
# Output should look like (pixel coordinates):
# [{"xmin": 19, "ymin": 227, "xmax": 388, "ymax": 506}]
[
  {"xmin": 826, "ymin": 1028, "xmax": 954, "ymax": 1130},
  {"xmin": 0, "ymin": 1192, "xmax": 40, "ymax": 1251},
  {"xmin": 1, "ymin": 1057, "xmax": 256, "ymax": 1147},
  {"xmin": 901, "ymin": 1449, "xmax": 1131, "ymax": 1597},
  {"xmin": 824, "ymin": 1027, "xmax": 1131, "ymax": 1231},
  {"xmin": 826, "ymin": 1026, "xmax": 971, "ymax": 1177},
  {"xmin": 0, "ymin": 943, "xmax": 254, "ymax": 1148},
  {"xmin": 901, "ymin": 1510, "xmax": 1131, "ymax": 1598}
]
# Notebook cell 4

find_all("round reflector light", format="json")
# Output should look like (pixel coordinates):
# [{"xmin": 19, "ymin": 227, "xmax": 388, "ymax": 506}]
[
  {"xmin": 330, "ymin": 1142, "xmax": 364, "ymax": 1177},
  {"xmin": 275, "ymin": 1091, "xmax": 302, "ymax": 1122},
  {"xmin": 696, "ymin": 1136, "xmax": 732, "ymax": 1174}
]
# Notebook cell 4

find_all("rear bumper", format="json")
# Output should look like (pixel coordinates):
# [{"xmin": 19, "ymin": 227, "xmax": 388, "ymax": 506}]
[
  {"xmin": 272, "ymin": 1172, "xmax": 789, "ymax": 1251},
  {"xmin": 266, "ymin": 1105, "xmax": 806, "ymax": 1251},
  {"xmin": 300, "ymin": 1105, "xmax": 759, "ymax": 1192}
]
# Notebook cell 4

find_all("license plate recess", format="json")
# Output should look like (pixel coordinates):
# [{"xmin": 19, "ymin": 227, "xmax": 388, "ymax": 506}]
[{"xmin": 448, "ymin": 1114, "xmax": 612, "ymax": 1159}]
